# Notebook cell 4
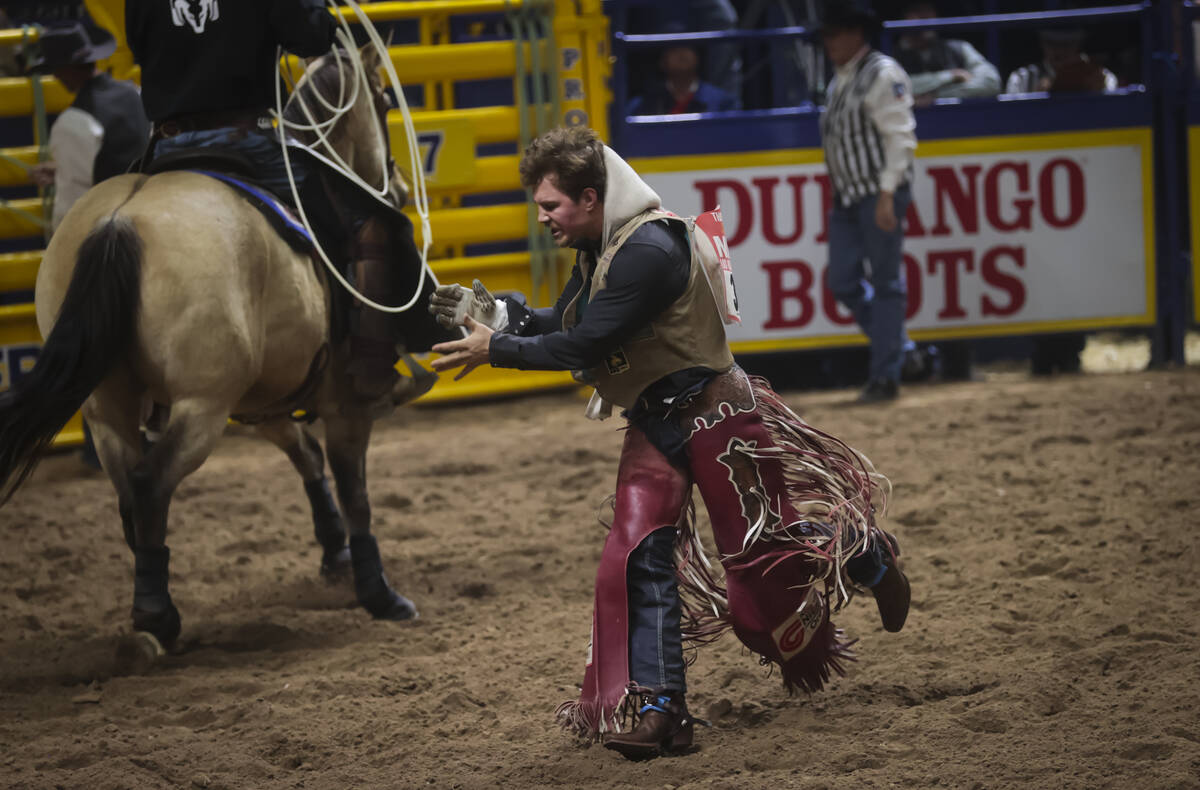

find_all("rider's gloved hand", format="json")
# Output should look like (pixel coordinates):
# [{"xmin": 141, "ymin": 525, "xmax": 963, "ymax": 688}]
[{"xmin": 429, "ymin": 279, "xmax": 507, "ymax": 331}]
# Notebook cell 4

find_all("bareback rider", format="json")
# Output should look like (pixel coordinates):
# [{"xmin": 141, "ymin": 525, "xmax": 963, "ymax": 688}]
[
  {"xmin": 429, "ymin": 126, "xmax": 911, "ymax": 760},
  {"xmin": 125, "ymin": 0, "xmax": 431, "ymax": 403}
]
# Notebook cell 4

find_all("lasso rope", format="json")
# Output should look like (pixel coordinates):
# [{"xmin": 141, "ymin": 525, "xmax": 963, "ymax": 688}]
[{"xmin": 272, "ymin": 0, "xmax": 438, "ymax": 314}]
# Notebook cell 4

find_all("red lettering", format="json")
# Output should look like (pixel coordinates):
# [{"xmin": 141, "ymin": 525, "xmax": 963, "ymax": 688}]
[
  {"xmin": 927, "ymin": 249, "xmax": 975, "ymax": 319},
  {"xmin": 814, "ymin": 174, "xmax": 833, "ymax": 243},
  {"xmin": 1038, "ymin": 158, "xmax": 1086, "ymax": 229},
  {"xmin": 984, "ymin": 161, "xmax": 1034, "ymax": 232},
  {"xmin": 694, "ymin": 179, "xmax": 754, "ymax": 246},
  {"xmin": 753, "ymin": 176, "xmax": 808, "ymax": 246},
  {"xmin": 903, "ymin": 253, "xmax": 922, "ymax": 319},
  {"xmin": 928, "ymin": 165, "xmax": 982, "ymax": 236},
  {"xmin": 762, "ymin": 260, "xmax": 815, "ymax": 329},
  {"xmin": 820, "ymin": 267, "xmax": 855, "ymax": 326},
  {"xmin": 981, "ymin": 245, "xmax": 1027, "ymax": 316}
]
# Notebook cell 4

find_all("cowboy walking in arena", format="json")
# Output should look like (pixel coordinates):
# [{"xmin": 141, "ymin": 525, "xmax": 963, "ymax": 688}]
[
  {"xmin": 818, "ymin": 1, "xmax": 919, "ymax": 403},
  {"xmin": 428, "ymin": 126, "xmax": 911, "ymax": 760}
]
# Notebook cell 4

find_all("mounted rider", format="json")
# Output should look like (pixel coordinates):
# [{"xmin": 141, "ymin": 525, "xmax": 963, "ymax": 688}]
[{"xmin": 125, "ymin": 0, "xmax": 448, "ymax": 404}]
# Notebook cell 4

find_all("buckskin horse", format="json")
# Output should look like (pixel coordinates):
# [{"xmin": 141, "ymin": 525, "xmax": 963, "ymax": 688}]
[{"xmin": 0, "ymin": 45, "xmax": 444, "ymax": 662}]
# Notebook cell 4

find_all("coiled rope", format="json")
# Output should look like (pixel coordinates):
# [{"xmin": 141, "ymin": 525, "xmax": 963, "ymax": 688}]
[{"xmin": 272, "ymin": 0, "xmax": 438, "ymax": 314}]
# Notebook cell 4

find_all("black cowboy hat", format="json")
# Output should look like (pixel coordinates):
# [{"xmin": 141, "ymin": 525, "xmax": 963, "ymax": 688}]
[
  {"xmin": 25, "ymin": 20, "xmax": 116, "ymax": 74},
  {"xmin": 811, "ymin": 1, "xmax": 883, "ymax": 36}
]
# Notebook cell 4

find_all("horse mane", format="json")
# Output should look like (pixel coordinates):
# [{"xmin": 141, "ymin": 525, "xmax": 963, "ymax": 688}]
[{"xmin": 282, "ymin": 48, "xmax": 360, "ymax": 145}]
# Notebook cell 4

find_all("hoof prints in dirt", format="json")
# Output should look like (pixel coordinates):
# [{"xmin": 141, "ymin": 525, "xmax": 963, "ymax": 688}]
[{"xmin": 415, "ymin": 462, "xmax": 496, "ymax": 477}]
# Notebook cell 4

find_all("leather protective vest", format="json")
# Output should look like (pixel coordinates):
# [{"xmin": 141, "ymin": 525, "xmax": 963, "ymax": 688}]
[{"xmin": 562, "ymin": 211, "xmax": 734, "ymax": 409}]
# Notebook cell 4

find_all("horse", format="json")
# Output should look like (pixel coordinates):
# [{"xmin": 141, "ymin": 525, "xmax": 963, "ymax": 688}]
[{"xmin": 0, "ymin": 45, "xmax": 438, "ymax": 661}]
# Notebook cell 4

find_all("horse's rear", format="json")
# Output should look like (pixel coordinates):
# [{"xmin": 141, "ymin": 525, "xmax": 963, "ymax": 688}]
[
  {"xmin": 38, "ymin": 171, "xmax": 327, "ymax": 417},
  {"xmin": 4, "ymin": 169, "xmax": 417, "ymax": 662}
]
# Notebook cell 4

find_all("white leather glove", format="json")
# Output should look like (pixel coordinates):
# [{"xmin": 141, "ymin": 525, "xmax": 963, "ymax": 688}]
[
  {"xmin": 428, "ymin": 279, "xmax": 508, "ymax": 331},
  {"xmin": 584, "ymin": 390, "xmax": 612, "ymax": 421}
]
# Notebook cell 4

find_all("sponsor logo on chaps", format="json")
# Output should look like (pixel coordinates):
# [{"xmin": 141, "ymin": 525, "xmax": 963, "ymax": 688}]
[
  {"xmin": 716, "ymin": 436, "xmax": 782, "ymax": 534},
  {"xmin": 770, "ymin": 586, "xmax": 826, "ymax": 661}
]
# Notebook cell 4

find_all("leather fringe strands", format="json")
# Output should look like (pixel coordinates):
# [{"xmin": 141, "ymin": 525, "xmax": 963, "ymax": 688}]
[
  {"xmin": 556, "ymin": 374, "xmax": 895, "ymax": 738},
  {"xmin": 556, "ymin": 689, "xmax": 631, "ymax": 740},
  {"xmin": 674, "ymin": 376, "xmax": 891, "ymax": 694},
  {"xmin": 740, "ymin": 376, "xmax": 892, "ymax": 611}
]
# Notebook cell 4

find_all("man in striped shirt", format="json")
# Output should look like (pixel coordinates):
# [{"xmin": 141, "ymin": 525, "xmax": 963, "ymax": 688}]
[{"xmin": 818, "ymin": 1, "xmax": 917, "ymax": 403}]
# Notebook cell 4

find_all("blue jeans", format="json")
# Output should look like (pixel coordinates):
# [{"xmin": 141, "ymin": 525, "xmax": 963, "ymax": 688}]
[
  {"xmin": 827, "ymin": 185, "xmax": 913, "ymax": 384},
  {"xmin": 628, "ymin": 526, "xmax": 686, "ymax": 693},
  {"xmin": 152, "ymin": 127, "xmax": 310, "ymax": 199}
]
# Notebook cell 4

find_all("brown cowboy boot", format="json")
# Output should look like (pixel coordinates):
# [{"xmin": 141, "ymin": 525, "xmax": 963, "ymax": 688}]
[
  {"xmin": 871, "ymin": 532, "xmax": 911, "ymax": 633},
  {"xmin": 604, "ymin": 690, "xmax": 694, "ymax": 760}
]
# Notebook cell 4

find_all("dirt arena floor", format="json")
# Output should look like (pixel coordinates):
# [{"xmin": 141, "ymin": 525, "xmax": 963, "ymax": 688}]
[{"xmin": 2, "ymin": 336, "xmax": 1199, "ymax": 789}]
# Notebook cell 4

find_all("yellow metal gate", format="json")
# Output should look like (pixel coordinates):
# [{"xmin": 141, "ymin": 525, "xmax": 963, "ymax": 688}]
[{"xmin": 0, "ymin": 0, "xmax": 611, "ymax": 445}]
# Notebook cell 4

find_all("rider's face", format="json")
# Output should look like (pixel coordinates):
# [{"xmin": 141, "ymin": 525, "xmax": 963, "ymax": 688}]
[{"xmin": 533, "ymin": 176, "xmax": 601, "ymax": 248}]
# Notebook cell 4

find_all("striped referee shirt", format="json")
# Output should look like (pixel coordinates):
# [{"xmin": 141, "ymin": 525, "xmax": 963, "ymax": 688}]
[{"xmin": 820, "ymin": 47, "xmax": 917, "ymax": 207}]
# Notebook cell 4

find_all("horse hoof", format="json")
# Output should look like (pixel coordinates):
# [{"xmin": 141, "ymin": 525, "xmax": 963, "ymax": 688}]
[
  {"xmin": 319, "ymin": 546, "xmax": 352, "ymax": 580},
  {"xmin": 114, "ymin": 631, "xmax": 166, "ymax": 675},
  {"xmin": 365, "ymin": 590, "xmax": 419, "ymax": 621}
]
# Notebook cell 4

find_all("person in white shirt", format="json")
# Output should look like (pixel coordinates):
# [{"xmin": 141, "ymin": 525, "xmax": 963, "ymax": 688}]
[
  {"xmin": 1005, "ymin": 27, "xmax": 1118, "ymax": 95},
  {"xmin": 25, "ymin": 20, "xmax": 149, "ymax": 470},
  {"xmin": 26, "ymin": 21, "xmax": 149, "ymax": 232},
  {"xmin": 817, "ymin": 0, "xmax": 917, "ymax": 403},
  {"xmin": 895, "ymin": 0, "xmax": 1000, "ymax": 105}
]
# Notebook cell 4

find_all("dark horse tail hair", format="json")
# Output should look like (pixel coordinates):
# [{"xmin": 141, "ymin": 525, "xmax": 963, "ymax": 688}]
[{"xmin": 0, "ymin": 215, "xmax": 142, "ymax": 504}]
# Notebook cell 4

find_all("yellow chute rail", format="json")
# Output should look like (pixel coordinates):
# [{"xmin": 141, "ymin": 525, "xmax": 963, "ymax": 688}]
[{"xmin": 0, "ymin": 0, "xmax": 611, "ymax": 445}]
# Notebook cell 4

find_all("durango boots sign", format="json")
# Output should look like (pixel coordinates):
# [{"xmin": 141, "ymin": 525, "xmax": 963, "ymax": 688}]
[{"xmin": 633, "ymin": 129, "xmax": 1154, "ymax": 350}]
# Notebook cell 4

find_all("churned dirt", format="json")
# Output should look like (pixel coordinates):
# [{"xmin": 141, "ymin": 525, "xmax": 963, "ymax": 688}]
[{"xmin": 1, "ymin": 337, "xmax": 1199, "ymax": 790}]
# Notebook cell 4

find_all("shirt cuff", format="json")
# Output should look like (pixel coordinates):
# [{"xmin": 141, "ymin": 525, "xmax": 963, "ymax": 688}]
[{"xmin": 488, "ymin": 331, "xmax": 527, "ymax": 368}]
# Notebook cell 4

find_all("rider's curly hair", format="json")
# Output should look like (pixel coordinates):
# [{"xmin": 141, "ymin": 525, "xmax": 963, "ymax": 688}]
[{"xmin": 519, "ymin": 126, "xmax": 607, "ymax": 203}]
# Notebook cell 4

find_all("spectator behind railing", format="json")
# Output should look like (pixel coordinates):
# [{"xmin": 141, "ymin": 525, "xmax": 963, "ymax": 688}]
[
  {"xmin": 892, "ymin": 0, "xmax": 1000, "ymax": 105},
  {"xmin": 626, "ymin": 2, "xmax": 744, "ymax": 110},
  {"xmin": 627, "ymin": 28, "xmax": 738, "ymax": 115},
  {"xmin": 1006, "ymin": 27, "xmax": 1118, "ymax": 94},
  {"xmin": 1, "ymin": 1, "xmax": 87, "ymax": 26}
]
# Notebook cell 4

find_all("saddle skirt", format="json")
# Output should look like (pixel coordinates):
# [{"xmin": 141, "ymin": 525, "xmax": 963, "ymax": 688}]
[{"xmin": 192, "ymin": 169, "xmax": 314, "ymax": 253}]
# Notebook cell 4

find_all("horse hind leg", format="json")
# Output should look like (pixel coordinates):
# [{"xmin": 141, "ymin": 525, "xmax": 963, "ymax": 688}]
[
  {"xmin": 125, "ymin": 399, "xmax": 229, "ymax": 650},
  {"xmin": 256, "ymin": 418, "xmax": 351, "ymax": 576},
  {"xmin": 324, "ymin": 413, "xmax": 417, "ymax": 621},
  {"xmin": 83, "ymin": 387, "xmax": 154, "ymax": 571},
  {"xmin": 81, "ymin": 383, "xmax": 164, "ymax": 671}
]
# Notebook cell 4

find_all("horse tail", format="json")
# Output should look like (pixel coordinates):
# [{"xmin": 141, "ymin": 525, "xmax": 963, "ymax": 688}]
[{"xmin": 0, "ymin": 215, "xmax": 142, "ymax": 504}]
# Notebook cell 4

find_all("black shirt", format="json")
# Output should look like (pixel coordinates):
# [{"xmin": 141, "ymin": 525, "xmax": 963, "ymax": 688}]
[{"xmin": 126, "ymin": 0, "xmax": 335, "ymax": 122}]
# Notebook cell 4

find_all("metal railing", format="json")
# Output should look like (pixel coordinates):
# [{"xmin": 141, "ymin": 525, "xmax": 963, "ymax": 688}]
[
  {"xmin": 607, "ymin": 1, "xmax": 1191, "ymax": 366},
  {"xmin": 610, "ymin": 3, "xmax": 1152, "ymax": 119}
]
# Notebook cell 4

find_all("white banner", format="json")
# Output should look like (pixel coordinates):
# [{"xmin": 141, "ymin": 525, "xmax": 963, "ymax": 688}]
[{"xmin": 639, "ymin": 143, "xmax": 1151, "ymax": 345}]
